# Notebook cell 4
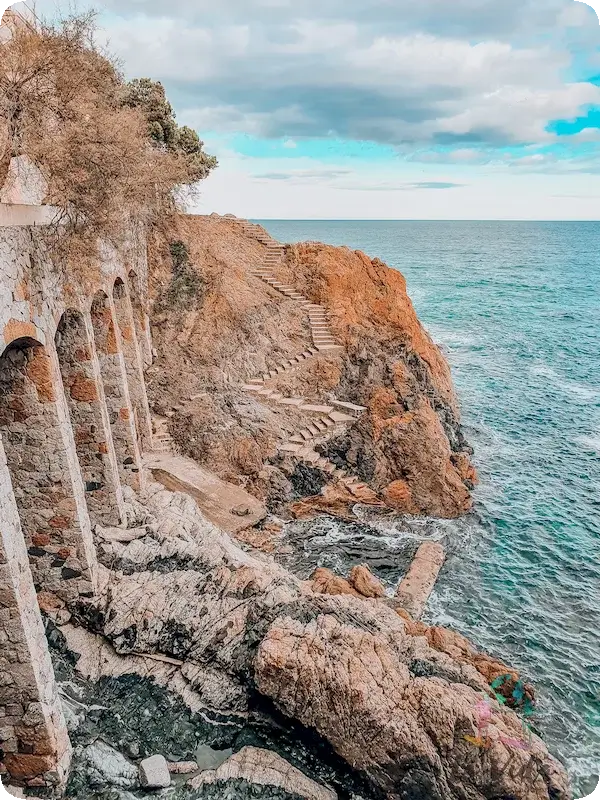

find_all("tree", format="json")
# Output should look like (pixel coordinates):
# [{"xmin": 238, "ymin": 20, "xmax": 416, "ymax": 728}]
[{"xmin": 123, "ymin": 78, "xmax": 217, "ymax": 182}]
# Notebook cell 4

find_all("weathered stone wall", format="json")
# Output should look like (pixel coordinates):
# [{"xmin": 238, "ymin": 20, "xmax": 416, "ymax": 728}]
[
  {"xmin": 54, "ymin": 310, "xmax": 125, "ymax": 527},
  {"xmin": 0, "ymin": 207, "xmax": 154, "ymax": 792},
  {"xmin": 0, "ymin": 438, "xmax": 71, "ymax": 791}
]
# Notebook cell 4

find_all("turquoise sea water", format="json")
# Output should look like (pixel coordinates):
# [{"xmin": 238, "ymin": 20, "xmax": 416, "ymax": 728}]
[{"xmin": 257, "ymin": 220, "xmax": 600, "ymax": 796}]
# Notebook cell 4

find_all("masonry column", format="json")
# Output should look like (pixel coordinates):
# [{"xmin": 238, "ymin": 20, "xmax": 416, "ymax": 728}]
[
  {"xmin": 113, "ymin": 279, "xmax": 153, "ymax": 451},
  {"xmin": 0, "ymin": 436, "xmax": 71, "ymax": 792},
  {"xmin": 90, "ymin": 292, "xmax": 142, "ymax": 490},
  {"xmin": 55, "ymin": 310, "xmax": 125, "ymax": 527},
  {"xmin": 0, "ymin": 338, "xmax": 97, "ymax": 603},
  {"xmin": 127, "ymin": 269, "xmax": 153, "ymax": 368}
]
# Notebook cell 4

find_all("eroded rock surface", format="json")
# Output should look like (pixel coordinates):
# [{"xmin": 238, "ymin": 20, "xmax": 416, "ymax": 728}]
[
  {"xmin": 189, "ymin": 746, "xmax": 336, "ymax": 800},
  {"xmin": 146, "ymin": 216, "xmax": 475, "ymax": 519},
  {"xmin": 71, "ymin": 481, "xmax": 568, "ymax": 800}
]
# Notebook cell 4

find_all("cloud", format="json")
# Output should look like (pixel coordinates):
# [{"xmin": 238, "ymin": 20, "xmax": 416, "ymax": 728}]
[
  {"xmin": 84, "ymin": 0, "xmax": 600, "ymax": 157},
  {"xmin": 340, "ymin": 180, "xmax": 465, "ymax": 191},
  {"xmin": 254, "ymin": 168, "xmax": 351, "ymax": 180},
  {"xmin": 23, "ymin": 0, "xmax": 600, "ymax": 175}
]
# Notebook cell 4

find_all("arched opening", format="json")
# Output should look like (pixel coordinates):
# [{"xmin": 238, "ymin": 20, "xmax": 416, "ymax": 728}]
[
  {"xmin": 113, "ymin": 278, "xmax": 152, "ymax": 451},
  {"xmin": 54, "ymin": 310, "xmax": 124, "ymax": 526},
  {"xmin": 0, "ymin": 337, "xmax": 96, "ymax": 601},
  {"xmin": 128, "ymin": 269, "xmax": 152, "ymax": 367},
  {"xmin": 90, "ymin": 291, "xmax": 141, "ymax": 489}
]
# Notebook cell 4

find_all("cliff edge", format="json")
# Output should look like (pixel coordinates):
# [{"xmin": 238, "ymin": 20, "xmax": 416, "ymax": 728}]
[{"xmin": 147, "ymin": 214, "xmax": 476, "ymax": 520}]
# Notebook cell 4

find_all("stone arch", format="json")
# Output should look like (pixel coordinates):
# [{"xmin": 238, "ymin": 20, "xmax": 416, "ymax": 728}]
[
  {"xmin": 0, "ymin": 436, "xmax": 71, "ymax": 790},
  {"xmin": 90, "ymin": 291, "xmax": 142, "ymax": 489},
  {"xmin": 112, "ymin": 277, "xmax": 152, "ymax": 450},
  {"xmin": 54, "ymin": 309, "xmax": 125, "ymax": 526},
  {"xmin": 0, "ymin": 336, "xmax": 97, "ymax": 602},
  {"xmin": 128, "ymin": 269, "xmax": 152, "ymax": 367}
]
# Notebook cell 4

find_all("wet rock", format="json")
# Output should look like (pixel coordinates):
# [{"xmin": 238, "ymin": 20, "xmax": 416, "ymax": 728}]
[
  {"xmin": 139, "ymin": 754, "xmax": 170, "ymax": 789},
  {"xmin": 189, "ymin": 746, "xmax": 336, "ymax": 800},
  {"xmin": 195, "ymin": 745, "xmax": 233, "ymax": 771},
  {"xmin": 76, "ymin": 740, "xmax": 137, "ymax": 789}
]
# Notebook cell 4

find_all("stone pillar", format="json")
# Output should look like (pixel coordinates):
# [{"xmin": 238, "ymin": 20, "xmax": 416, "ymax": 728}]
[
  {"xmin": 112, "ymin": 279, "xmax": 152, "ymax": 451},
  {"xmin": 0, "ymin": 338, "xmax": 97, "ymax": 603},
  {"xmin": 54, "ymin": 310, "xmax": 125, "ymax": 527},
  {"xmin": 0, "ymin": 437, "xmax": 71, "ymax": 791},
  {"xmin": 127, "ymin": 270, "xmax": 153, "ymax": 368},
  {"xmin": 90, "ymin": 293, "xmax": 142, "ymax": 491}
]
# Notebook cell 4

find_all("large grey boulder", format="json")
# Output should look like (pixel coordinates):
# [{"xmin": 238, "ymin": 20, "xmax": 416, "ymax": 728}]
[
  {"xmin": 188, "ymin": 746, "xmax": 336, "ymax": 800},
  {"xmin": 79, "ymin": 740, "xmax": 137, "ymax": 789},
  {"xmin": 139, "ymin": 754, "xmax": 171, "ymax": 789}
]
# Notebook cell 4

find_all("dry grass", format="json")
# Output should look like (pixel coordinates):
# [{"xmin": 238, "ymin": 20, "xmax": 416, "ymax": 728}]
[{"xmin": 0, "ymin": 10, "xmax": 213, "ymax": 269}]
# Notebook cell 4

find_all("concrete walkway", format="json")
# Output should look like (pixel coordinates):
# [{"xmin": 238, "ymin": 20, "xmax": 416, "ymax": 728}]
[{"xmin": 144, "ymin": 449, "xmax": 266, "ymax": 534}]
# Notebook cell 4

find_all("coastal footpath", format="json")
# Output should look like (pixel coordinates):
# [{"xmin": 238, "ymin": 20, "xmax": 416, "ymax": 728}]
[{"xmin": 0, "ymin": 10, "xmax": 570, "ymax": 800}]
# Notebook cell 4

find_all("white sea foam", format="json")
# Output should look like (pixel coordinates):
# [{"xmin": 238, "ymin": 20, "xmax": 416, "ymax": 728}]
[{"xmin": 529, "ymin": 363, "xmax": 597, "ymax": 401}]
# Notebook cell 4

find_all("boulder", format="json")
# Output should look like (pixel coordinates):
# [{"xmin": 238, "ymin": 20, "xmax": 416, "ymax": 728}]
[
  {"xmin": 139, "ymin": 754, "xmax": 170, "ymax": 789},
  {"xmin": 78, "ymin": 741, "xmax": 137, "ymax": 789},
  {"xmin": 348, "ymin": 564, "xmax": 386, "ymax": 598},
  {"xmin": 310, "ymin": 567, "xmax": 360, "ymax": 597},
  {"xmin": 188, "ymin": 746, "xmax": 336, "ymax": 800}
]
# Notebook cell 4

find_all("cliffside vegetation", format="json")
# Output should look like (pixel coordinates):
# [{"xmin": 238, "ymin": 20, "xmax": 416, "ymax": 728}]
[{"xmin": 0, "ymin": 9, "xmax": 216, "ymax": 260}]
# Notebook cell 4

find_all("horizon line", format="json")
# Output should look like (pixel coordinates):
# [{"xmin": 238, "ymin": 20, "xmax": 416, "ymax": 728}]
[{"xmin": 245, "ymin": 217, "xmax": 600, "ymax": 223}]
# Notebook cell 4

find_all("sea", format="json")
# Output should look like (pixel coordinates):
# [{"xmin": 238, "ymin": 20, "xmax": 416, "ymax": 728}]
[{"xmin": 256, "ymin": 220, "xmax": 600, "ymax": 797}]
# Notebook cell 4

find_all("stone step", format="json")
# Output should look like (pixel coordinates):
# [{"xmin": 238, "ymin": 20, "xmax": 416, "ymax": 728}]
[
  {"xmin": 280, "ymin": 443, "xmax": 303, "ymax": 454},
  {"xmin": 301, "ymin": 449, "xmax": 321, "ymax": 465},
  {"xmin": 318, "ymin": 416, "xmax": 336, "ymax": 428},
  {"xmin": 290, "ymin": 434, "xmax": 308, "ymax": 444},
  {"xmin": 329, "ymin": 410, "xmax": 356, "ymax": 423},
  {"xmin": 317, "ymin": 344, "xmax": 344, "ymax": 352},
  {"xmin": 269, "ymin": 393, "xmax": 284, "ymax": 401},
  {"xmin": 249, "ymin": 378, "xmax": 264, "ymax": 385},
  {"xmin": 331, "ymin": 400, "xmax": 367, "ymax": 414},
  {"xmin": 277, "ymin": 397, "xmax": 306, "ymax": 407},
  {"xmin": 299, "ymin": 404, "xmax": 335, "ymax": 415}
]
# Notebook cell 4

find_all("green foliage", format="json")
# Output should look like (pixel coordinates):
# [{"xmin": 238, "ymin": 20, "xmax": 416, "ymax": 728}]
[
  {"xmin": 169, "ymin": 240, "xmax": 190, "ymax": 271},
  {"xmin": 123, "ymin": 78, "xmax": 217, "ymax": 183},
  {"xmin": 156, "ymin": 240, "xmax": 204, "ymax": 312}
]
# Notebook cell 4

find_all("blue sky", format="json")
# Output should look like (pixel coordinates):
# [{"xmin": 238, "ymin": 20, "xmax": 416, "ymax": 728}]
[{"xmin": 12, "ymin": 0, "xmax": 600, "ymax": 218}]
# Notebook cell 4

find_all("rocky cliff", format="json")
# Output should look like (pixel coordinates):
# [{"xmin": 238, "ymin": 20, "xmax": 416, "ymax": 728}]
[
  {"xmin": 58, "ymin": 481, "xmax": 568, "ymax": 800},
  {"xmin": 146, "ymin": 215, "xmax": 475, "ymax": 520}
]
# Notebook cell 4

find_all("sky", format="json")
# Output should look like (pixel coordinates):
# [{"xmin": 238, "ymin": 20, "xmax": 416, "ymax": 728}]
[{"xmin": 12, "ymin": 0, "xmax": 600, "ymax": 219}]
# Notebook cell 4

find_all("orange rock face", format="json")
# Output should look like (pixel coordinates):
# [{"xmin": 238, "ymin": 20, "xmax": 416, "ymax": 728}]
[
  {"xmin": 147, "ymin": 216, "xmax": 475, "ymax": 521},
  {"xmin": 282, "ymin": 243, "xmax": 476, "ymax": 519}
]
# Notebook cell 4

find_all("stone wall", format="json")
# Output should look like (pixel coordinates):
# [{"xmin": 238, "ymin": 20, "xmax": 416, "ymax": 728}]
[{"xmin": 0, "ymin": 202, "xmax": 154, "ymax": 792}]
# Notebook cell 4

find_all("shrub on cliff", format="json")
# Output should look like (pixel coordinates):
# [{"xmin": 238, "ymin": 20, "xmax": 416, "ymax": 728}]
[
  {"xmin": 124, "ymin": 78, "xmax": 217, "ymax": 182},
  {"xmin": 0, "ymin": 10, "xmax": 216, "ymax": 264}
]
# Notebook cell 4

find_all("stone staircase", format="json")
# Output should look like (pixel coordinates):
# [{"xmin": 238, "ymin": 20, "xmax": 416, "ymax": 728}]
[
  {"xmin": 150, "ymin": 415, "xmax": 174, "ymax": 454},
  {"xmin": 230, "ymin": 216, "xmax": 373, "ymax": 497}
]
